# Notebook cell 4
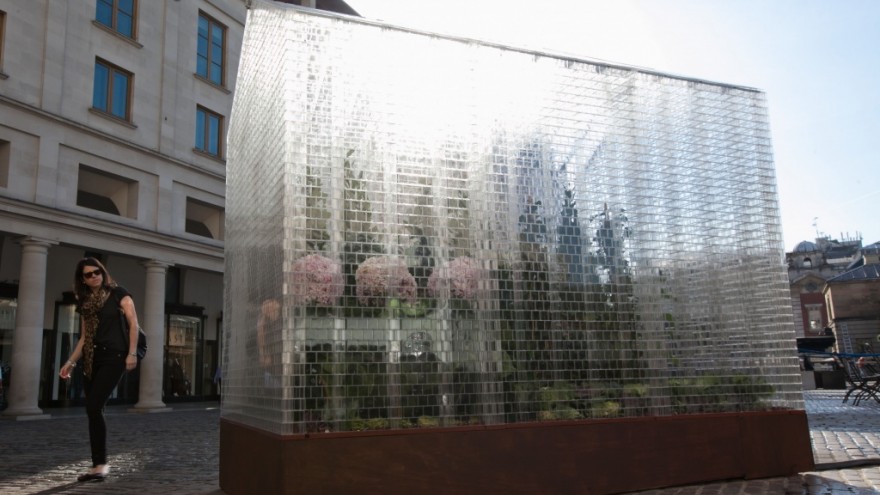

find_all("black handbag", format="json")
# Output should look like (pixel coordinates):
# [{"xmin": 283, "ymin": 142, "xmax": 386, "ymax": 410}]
[{"xmin": 116, "ymin": 291, "xmax": 147, "ymax": 359}]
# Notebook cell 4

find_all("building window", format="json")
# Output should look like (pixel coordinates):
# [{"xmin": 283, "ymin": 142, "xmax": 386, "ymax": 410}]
[
  {"xmin": 96, "ymin": 0, "xmax": 136, "ymax": 38},
  {"xmin": 92, "ymin": 59, "xmax": 132, "ymax": 121},
  {"xmin": 197, "ymin": 12, "xmax": 226, "ymax": 86},
  {"xmin": 806, "ymin": 304, "xmax": 823, "ymax": 332},
  {"xmin": 77, "ymin": 164, "xmax": 139, "ymax": 219},
  {"xmin": 195, "ymin": 106, "xmax": 223, "ymax": 157},
  {"xmin": 186, "ymin": 198, "xmax": 224, "ymax": 240},
  {"xmin": 0, "ymin": 10, "xmax": 6, "ymax": 73}
]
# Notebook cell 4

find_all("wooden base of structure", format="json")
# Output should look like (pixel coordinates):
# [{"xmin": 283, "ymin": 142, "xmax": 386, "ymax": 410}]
[{"xmin": 220, "ymin": 410, "xmax": 813, "ymax": 495}]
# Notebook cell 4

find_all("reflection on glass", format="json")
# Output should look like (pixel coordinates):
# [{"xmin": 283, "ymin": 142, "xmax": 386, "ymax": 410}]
[
  {"xmin": 223, "ymin": 2, "xmax": 802, "ymax": 436},
  {"xmin": 0, "ymin": 298, "xmax": 16, "ymax": 410},
  {"xmin": 92, "ymin": 63, "xmax": 109, "ymax": 113},
  {"xmin": 166, "ymin": 315, "xmax": 201, "ymax": 398},
  {"xmin": 52, "ymin": 303, "xmax": 81, "ymax": 402}
]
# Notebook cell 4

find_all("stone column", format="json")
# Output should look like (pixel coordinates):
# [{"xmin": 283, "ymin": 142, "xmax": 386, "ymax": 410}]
[
  {"xmin": 3, "ymin": 237, "xmax": 56, "ymax": 419},
  {"xmin": 133, "ymin": 260, "xmax": 171, "ymax": 411}
]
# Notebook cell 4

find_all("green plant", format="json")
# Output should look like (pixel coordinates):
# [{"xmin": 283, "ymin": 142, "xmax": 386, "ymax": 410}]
[
  {"xmin": 536, "ymin": 382, "xmax": 584, "ymax": 421},
  {"xmin": 350, "ymin": 418, "xmax": 389, "ymax": 431},
  {"xmin": 623, "ymin": 383, "xmax": 649, "ymax": 398},
  {"xmin": 668, "ymin": 374, "xmax": 774, "ymax": 414},
  {"xmin": 591, "ymin": 400, "xmax": 621, "ymax": 418}
]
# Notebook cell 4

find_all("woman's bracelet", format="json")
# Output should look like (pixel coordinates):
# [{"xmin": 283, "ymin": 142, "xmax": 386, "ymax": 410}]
[{"xmin": 66, "ymin": 360, "xmax": 76, "ymax": 368}]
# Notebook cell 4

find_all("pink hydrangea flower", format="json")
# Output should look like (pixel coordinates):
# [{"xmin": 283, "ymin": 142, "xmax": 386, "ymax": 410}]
[
  {"xmin": 355, "ymin": 256, "xmax": 417, "ymax": 306},
  {"xmin": 290, "ymin": 254, "xmax": 344, "ymax": 306},
  {"xmin": 428, "ymin": 256, "xmax": 483, "ymax": 300}
]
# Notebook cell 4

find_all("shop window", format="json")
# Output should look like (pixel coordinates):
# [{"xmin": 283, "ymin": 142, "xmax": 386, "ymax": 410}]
[
  {"xmin": 0, "ymin": 296, "xmax": 15, "ymax": 347},
  {"xmin": 96, "ymin": 0, "xmax": 136, "ymax": 39},
  {"xmin": 165, "ymin": 313, "xmax": 204, "ymax": 399},
  {"xmin": 52, "ymin": 298, "xmax": 82, "ymax": 403},
  {"xmin": 0, "ymin": 295, "xmax": 15, "ymax": 410},
  {"xmin": 185, "ymin": 197, "xmax": 224, "ymax": 240},
  {"xmin": 196, "ymin": 12, "xmax": 226, "ymax": 86},
  {"xmin": 0, "ymin": 139, "xmax": 9, "ymax": 188},
  {"xmin": 77, "ymin": 164, "xmax": 139, "ymax": 219}
]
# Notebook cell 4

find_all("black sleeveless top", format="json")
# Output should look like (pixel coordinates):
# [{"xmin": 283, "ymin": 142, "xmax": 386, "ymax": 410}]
[{"xmin": 79, "ymin": 286, "xmax": 131, "ymax": 352}]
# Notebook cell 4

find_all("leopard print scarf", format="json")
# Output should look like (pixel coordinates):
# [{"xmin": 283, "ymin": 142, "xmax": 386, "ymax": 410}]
[{"xmin": 80, "ymin": 287, "xmax": 110, "ymax": 378}]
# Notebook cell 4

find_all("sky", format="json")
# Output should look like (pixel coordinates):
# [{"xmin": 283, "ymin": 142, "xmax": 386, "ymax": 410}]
[{"xmin": 347, "ymin": 0, "xmax": 880, "ymax": 251}]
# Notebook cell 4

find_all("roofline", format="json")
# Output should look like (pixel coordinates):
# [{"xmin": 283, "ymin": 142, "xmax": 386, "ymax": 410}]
[
  {"xmin": 831, "ymin": 316, "xmax": 880, "ymax": 322},
  {"xmin": 790, "ymin": 273, "xmax": 828, "ymax": 285},
  {"xmin": 263, "ymin": 0, "xmax": 764, "ymax": 94},
  {"xmin": 825, "ymin": 276, "xmax": 880, "ymax": 286}
]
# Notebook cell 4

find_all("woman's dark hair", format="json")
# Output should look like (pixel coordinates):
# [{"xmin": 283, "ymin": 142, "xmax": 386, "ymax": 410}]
[{"xmin": 73, "ymin": 257, "xmax": 117, "ymax": 303}]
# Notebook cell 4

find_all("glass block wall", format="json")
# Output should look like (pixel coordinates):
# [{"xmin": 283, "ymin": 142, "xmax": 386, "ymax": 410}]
[{"xmin": 223, "ymin": 0, "xmax": 803, "ymax": 435}]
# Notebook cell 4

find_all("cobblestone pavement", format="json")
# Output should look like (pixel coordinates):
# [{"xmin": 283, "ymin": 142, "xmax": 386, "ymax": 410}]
[
  {"xmin": 0, "ymin": 404, "xmax": 223, "ymax": 495},
  {"xmin": 1, "ymin": 391, "xmax": 880, "ymax": 494},
  {"xmin": 629, "ymin": 390, "xmax": 880, "ymax": 495}
]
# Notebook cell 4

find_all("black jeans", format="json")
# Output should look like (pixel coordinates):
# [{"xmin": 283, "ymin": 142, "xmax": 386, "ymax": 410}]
[{"xmin": 83, "ymin": 346, "xmax": 126, "ymax": 467}]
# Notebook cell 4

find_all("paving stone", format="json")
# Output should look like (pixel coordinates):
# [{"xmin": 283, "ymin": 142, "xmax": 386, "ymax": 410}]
[
  {"xmin": 2, "ymin": 391, "xmax": 880, "ymax": 494},
  {"xmin": 627, "ymin": 390, "xmax": 880, "ymax": 494},
  {"xmin": 0, "ymin": 405, "xmax": 222, "ymax": 494}
]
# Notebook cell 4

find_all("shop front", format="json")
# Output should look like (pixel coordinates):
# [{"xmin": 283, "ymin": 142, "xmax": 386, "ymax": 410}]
[
  {"xmin": 1, "ymin": 290, "xmax": 219, "ymax": 411},
  {"xmin": 165, "ymin": 304, "xmax": 219, "ymax": 402}
]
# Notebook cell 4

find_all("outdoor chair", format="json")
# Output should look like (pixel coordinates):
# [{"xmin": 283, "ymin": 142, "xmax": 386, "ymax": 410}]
[{"xmin": 839, "ymin": 356, "xmax": 880, "ymax": 406}]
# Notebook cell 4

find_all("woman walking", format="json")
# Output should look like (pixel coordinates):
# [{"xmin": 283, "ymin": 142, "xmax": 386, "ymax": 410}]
[{"xmin": 59, "ymin": 257, "xmax": 140, "ymax": 482}]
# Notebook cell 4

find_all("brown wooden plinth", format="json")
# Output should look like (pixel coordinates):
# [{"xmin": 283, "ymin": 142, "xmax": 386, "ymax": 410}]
[{"xmin": 220, "ymin": 410, "xmax": 813, "ymax": 495}]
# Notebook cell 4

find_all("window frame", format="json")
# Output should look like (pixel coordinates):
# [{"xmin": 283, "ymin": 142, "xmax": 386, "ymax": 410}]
[
  {"xmin": 0, "ymin": 10, "xmax": 7, "ymax": 76},
  {"xmin": 806, "ymin": 304, "xmax": 824, "ymax": 332},
  {"xmin": 196, "ymin": 11, "xmax": 227, "ymax": 87},
  {"xmin": 92, "ymin": 58, "xmax": 133, "ymax": 122},
  {"xmin": 95, "ymin": 0, "xmax": 137, "ymax": 39},
  {"xmin": 195, "ymin": 105, "xmax": 224, "ymax": 158}
]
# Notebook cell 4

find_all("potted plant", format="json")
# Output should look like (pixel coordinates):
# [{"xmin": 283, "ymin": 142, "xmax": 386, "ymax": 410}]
[
  {"xmin": 355, "ymin": 255, "xmax": 418, "ymax": 316},
  {"xmin": 427, "ymin": 256, "xmax": 483, "ymax": 316},
  {"xmin": 290, "ymin": 254, "xmax": 344, "ymax": 310}
]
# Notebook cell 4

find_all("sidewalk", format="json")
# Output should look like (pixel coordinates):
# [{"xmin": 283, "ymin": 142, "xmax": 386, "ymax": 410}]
[
  {"xmin": 630, "ymin": 389, "xmax": 880, "ymax": 495},
  {"xmin": 0, "ymin": 402, "xmax": 223, "ymax": 495},
  {"xmin": 1, "ymin": 391, "xmax": 880, "ymax": 494}
]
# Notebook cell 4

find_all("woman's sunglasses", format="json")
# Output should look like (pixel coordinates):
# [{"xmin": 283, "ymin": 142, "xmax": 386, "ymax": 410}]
[{"xmin": 82, "ymin": 269, "xmax": 102, "ymax": 279}]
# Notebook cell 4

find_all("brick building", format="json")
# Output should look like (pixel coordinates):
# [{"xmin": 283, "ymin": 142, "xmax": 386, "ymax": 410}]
[{"xmin": 824, "ymin": 242, "xmax": 880, "ymax": 353}]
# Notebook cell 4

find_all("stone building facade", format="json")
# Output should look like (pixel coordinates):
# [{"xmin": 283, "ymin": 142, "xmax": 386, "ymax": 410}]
[
  {"xmin": 786, "ymin": 236, "xmax": 862, "ymax": 339},
  {"xmin": 0, "ymin": 0, "xmax": 245, "ymax": 417},
  {"xmin": 0, "ymin": 0, "xmax": 356, "ymax": 417}
]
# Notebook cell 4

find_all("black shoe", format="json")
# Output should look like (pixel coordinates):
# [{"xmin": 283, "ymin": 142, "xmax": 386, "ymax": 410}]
[{"xmin": 77, "ymin": 472, "xmax": 107, "ymax": 482}]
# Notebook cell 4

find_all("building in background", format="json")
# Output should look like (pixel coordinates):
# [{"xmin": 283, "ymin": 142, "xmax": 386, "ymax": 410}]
[
  {"xmin": 787, "ymin": 236, "xmax": 880, "ymax": 390},
  {"xmin": 786, "ymin": 235, "xmax": 862, "ymax": 341},
  {"xmin": 824, "ymin": 241, "xmax": 880, "ymax": 354},
  {"xmin": 0, "ymin": 0, "xmax": 356, "ymax": 417}
]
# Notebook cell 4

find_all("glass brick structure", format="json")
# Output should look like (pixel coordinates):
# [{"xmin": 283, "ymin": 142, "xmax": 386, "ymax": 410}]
[{"xmin": 223, "ymin": 0, "xmax": 804, "ymax": 439}]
